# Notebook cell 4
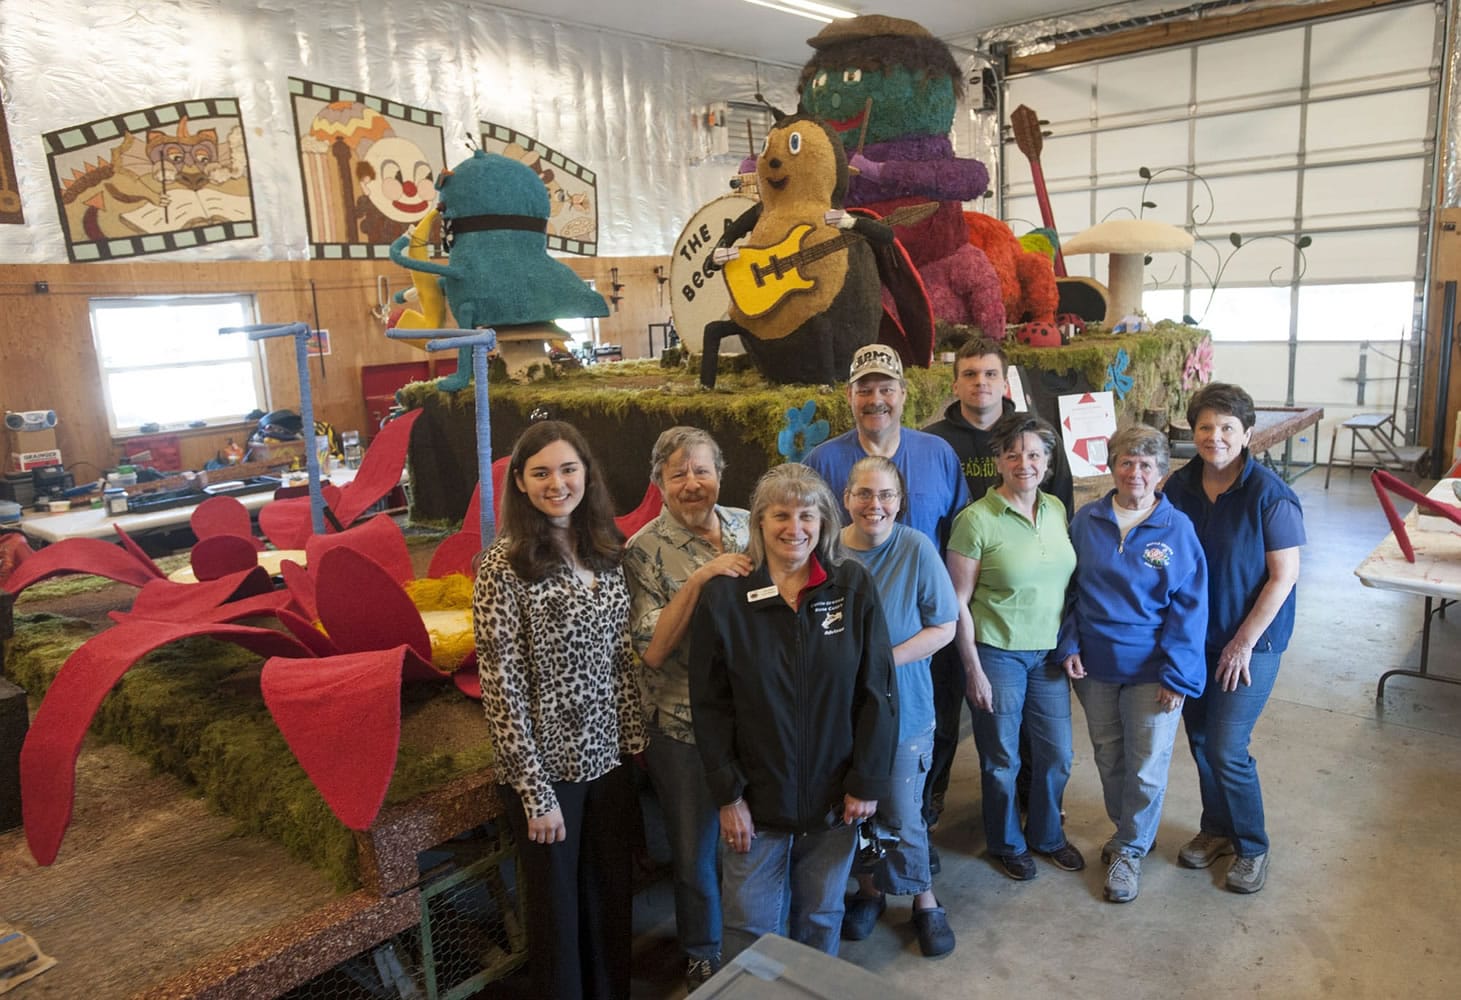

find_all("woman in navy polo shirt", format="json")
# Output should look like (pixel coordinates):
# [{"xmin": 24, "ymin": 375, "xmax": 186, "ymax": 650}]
[{"xmin": 1163, "ymin": 383, "xmax": 1304, "ymax": 895}]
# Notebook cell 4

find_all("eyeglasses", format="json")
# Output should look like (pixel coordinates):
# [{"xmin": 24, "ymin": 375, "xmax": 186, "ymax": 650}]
[{"xmin": 848, "ymin": 489, "xmax": 899, "ymax": 503}]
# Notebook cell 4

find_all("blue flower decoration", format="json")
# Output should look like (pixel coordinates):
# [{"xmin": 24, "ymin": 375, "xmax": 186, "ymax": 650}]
[
  {"xmin": 777, "ymin": 400, "xmax": 829, "ymax": 462},
  {"xmin": 1104, "ymin": 348, "xmax": 1134, "ymax": 400}
]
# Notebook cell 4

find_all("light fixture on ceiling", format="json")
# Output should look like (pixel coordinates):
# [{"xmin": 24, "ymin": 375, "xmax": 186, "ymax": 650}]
[{"xmin": 741, "ymin": 0, "xmax": 857, "ymax": 24}]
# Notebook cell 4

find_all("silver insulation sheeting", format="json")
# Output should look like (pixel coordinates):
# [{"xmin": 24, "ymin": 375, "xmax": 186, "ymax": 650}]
[{"xmin": 0, "ymin": 0, "xmax": 799, "ymax": 261}]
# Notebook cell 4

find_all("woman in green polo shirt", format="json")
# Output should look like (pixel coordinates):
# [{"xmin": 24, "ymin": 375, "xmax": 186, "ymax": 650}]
[{"xmin": 946, "ymin": 412, "xmax": 1082, "ymax": 882}]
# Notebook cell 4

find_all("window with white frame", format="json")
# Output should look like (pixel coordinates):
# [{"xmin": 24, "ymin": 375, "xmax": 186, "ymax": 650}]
[
  {"xmin": 89, "ymin": 294, "xmax": 268, "ymax": 436},
  {"xmin": 1002, "ymin": 1, "xmax": 1439, "ymax": 348}
]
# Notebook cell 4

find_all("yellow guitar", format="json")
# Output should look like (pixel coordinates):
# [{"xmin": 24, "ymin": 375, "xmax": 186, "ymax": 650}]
[{"xmin": 720, "ymin": 202, "xmax": 938, "ymax": 319}]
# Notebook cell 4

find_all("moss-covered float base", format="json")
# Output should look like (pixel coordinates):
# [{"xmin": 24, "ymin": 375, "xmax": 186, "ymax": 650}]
[
  {"xmin": 2, "ymin": 613, "xmax": 494, "ymax": 890},
  {"xmin": 398, "ymin": 323, "xmax": 1210, "ymax": 523}
]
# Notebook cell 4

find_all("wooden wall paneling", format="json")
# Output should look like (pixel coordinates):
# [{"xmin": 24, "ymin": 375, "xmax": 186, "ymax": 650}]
[
  {"xmin": 0, "ymin": 256, "xmax": 674, "ymax": 479},
  {"xmin": 566, "ymin": 256, "xmax": 673, "ymax": 359},
  {"xmin": 0, "ymin": 262, "xmax": 117, "ymax": 480}
]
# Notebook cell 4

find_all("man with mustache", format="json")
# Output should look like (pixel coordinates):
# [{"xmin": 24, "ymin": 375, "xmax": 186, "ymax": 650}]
[{"xmin": 805, "ymin": 345, "xmax": 968, "ymax": 552}]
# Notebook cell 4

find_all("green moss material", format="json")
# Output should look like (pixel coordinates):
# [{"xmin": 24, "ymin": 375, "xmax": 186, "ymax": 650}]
[
  {"xmin": 398, "ymin": 356, "xmax": 956, "ymax": 520},
  {"xmin": 3, "ymin": 612, "xmax": 495, "ymax": 891},
  {"xmin": 398, "ymin": 326, "xmax": 1208, "ymax": 523},
  {"xmin": 940, "ymin": 320, "xmax": 1210, "ymax": 427}
]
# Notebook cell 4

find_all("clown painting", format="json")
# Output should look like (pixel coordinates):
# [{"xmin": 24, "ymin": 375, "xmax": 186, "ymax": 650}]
[{"xmin": 290, "ymin": 78, "xmax": 446, "ymax": 259}]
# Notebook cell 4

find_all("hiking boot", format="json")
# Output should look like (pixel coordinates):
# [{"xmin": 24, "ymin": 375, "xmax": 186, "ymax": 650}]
[
  {"xmin": 994, "ymin": 851, "xmax": 1038, "ymax": 881},
  {"xmin": 1226, "ymin": 852, "xmax": 1269, "ymax": 894},
  {"xmin": 911, "ymin": 901, "xmax": 956, "ymax": 958},
  {"xmin": 685, "ymin": 955, "xmax": 720, "ymax": 992},
  {"xmin": 1104, "ymin": 853, "xmax": 1141, "ymax": 903},
  {"xmin": 840, "ymin": 892, "xmax": 886, "ymax": 940},
  {"xmin": 1178, "ymin": 831, "xmax": 1235, "ymax": 869},
  {"xmin": 1035, "ymin": 841, "xmax": 1086, "ymax": 872}
]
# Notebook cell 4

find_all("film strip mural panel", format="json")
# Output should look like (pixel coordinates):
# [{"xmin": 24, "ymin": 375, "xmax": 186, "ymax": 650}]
[
  {"xmin": 44, "ymin": 98, "xmax": 256, "ymax": 263},
  {"xmin": 0, "ymin": 98, "xmax": 23, "ymax": 225},
  {"xmin": 479, "ymin": 121, "xmax": 597, "ymax": 256},
  {"xmin": 291, "ymin": 77, "xmax": 446, "ymax": 261}
]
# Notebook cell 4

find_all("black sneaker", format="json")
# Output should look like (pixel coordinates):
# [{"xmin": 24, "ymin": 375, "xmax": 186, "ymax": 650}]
[
  {"xmin": 993, "ymin": 851, "xmax": 1038, "ymax": 881},
  {"xmin": 911, "ymin": 901, "xmax": 956, "ymax": 958},
  {"xmin": 1035, "ymin": 841, "xmax": 1086, "ymax": 872},
  {"xmin": 685, "ymin": 955, "xmax": 720, "ymax": 992},
  {"xmin": 840, "ymin": 892, "xmax": 886, "ymax": 940}
]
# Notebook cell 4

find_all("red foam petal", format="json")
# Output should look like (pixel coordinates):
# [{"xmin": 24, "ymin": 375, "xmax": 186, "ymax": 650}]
[
  {"xmin": 125, "ymin": 567, "xmax": 275, "ymax": 622},
  {"xmin": 1370, "ymin": 470, "xmax": 1461, "ymax": 564},
  {"xmin": 314, "ymin": 546, "xmax": 431, "ymax": 661},
  {"xmin": 306, "ymin": 514, "xmax": 412, "ymax": 584},
  {"xmin": 1, "ymin": 537, "xmax": 162, "ymax": 596},
  {"xmin": 614, "ymin": 482, "xmax": 663, "ymax": 540},
  {"xmin": 427, "ymin": 531, "xmax": 479, "ymax": 579},
  {"xmin": 280, "ymin": 558, "xmax": 317, "ymax": 621},
  {"xmin": 190, "ymin": 534, "xmax": 264, "ymax": 581},
  {"xmin": 21, "ymin": 620, "xmax": 308, "ymax": 865},
  {"xmin": 260, "ymin": 647, "xmax": 406, "ymax": 830},
  {"xmin": 453, "ymin": 661, "xmax": 482, "ymax": 700},
  {"xmin": 258, "ymin": 499, "xmax": 312, "ymax": 550},
  {"xmin": 333, "ymin": 409, "xmax": 422, "ymax": 527},
  {"xmin": 257, "ymin": 485, "xmax": 343, "ymax": 549},
  {"xmin": 111, "ymin": 526, "xmax": 166, "ymax": 578},
  {"xmin": 191, "ymin": 495, "xmax": 262, "ymax": 548},
  {"xmin": 275, "ymin": 606, "xmax": 339, "ymax": 657}
]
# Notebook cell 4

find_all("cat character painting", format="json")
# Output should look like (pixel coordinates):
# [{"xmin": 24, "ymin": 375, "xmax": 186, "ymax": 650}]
[
  {"xmin": 45, "ymin": 100, "xmax": 255, "ymax": 262},
  {"xmin": 290, "ymin": 80, "xmax": 446, "ymax": 258},
  {"xmin": 480, "ymin": 122, "xmax": 599, "ymax": 255}
]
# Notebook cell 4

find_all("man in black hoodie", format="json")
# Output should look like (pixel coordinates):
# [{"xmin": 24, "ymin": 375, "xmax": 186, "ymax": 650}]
[{"xmin": 923, "ymin": 336, "xmax": 1073, "ymax": 827}]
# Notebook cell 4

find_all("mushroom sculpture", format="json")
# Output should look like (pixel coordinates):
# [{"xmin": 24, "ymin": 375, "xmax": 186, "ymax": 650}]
[{"xmin": 1061, "ymin": 219, "xmax": 1194, "ymax": 328}]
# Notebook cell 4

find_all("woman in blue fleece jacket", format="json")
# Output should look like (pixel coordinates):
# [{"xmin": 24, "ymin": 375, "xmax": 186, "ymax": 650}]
[{"xmin": 1058, "ymin": 425, "xmax": 1207, "ymax": 904}]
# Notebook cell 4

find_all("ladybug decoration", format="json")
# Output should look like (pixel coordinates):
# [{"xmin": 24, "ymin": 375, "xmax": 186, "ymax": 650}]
[{"xmin": 1015, "ymin": 320, "xmax": 1062, "ymax": 347}]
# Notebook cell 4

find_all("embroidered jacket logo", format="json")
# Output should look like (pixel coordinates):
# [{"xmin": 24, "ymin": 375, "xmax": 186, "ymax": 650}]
[
  {"xmin": 821, "ymin": 610, "xmax": 844, "ymax": 633},
  {"xmin": 1141, "ymin": 542, "xmax": 1174, "ymax": 569}
]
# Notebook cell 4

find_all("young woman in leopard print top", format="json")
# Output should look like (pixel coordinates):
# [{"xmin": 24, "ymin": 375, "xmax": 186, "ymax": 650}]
[{"xmin": 473, "ymin": 420, "xmax": 646, "ymax": 1000}]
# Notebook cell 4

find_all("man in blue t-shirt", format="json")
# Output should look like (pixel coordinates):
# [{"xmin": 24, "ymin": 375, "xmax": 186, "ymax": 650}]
[{"xmin": 804, "ymin": 344, "xmax": 969, "ymax": 551}]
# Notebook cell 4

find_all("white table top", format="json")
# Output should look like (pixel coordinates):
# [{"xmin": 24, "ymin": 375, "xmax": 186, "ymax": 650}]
[
  {"xmin": 18, "ymin": 468, "xmax": 363, "ymax": 545},
  {"xmin": 1354, "ymin": 478, "xmax": 1461, "ymax": 601}
]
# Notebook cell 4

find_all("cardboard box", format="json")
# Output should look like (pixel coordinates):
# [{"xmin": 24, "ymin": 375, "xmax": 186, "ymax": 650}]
[
  {"xmin": 4, "ymin": 449, "xmax": 62, "ymax": 475},
  {"xmin": 5, "ymin": 427, "xmax": 57, "ymax": 455}
]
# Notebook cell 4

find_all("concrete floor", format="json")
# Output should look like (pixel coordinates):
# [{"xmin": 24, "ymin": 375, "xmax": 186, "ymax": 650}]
[{"xmin": 627, "ymin": 467, "xmax": 1461, "ymax": 999}]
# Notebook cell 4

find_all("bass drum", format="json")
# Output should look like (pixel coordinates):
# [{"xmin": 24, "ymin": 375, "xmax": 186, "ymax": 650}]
[{"xmin": 669, "ymin": 193, "xmax": 757, "ymax": 354}]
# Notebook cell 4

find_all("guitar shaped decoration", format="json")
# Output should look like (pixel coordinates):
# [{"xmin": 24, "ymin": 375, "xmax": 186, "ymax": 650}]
[
  {"xmin": 1010, "ymin": 104, "xmax": 1066, "ymax": 278},
  {"xmin": 718, "ymin": 201, "xmax": 938, "ymax": 318}
]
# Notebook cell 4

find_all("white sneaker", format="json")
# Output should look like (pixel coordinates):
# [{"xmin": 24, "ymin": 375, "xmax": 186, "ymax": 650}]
[
  {"xmin": 1104, "ymin": 853, "xmax": 1141, "ymax": 903},
  {"xmin": 1178, "ymin": 831, "xmax": 1234, "ymax": 869}
]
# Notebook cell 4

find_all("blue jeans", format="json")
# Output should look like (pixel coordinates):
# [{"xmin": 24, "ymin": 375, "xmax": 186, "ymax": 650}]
[
  {"xmin": 968, "ymin": 644, "xmax": 1073, "ymax": 857},
  {"xmin": 873, "ymin": 725, "xmax": 934, "ymax": 896},
  {"xmin": 1183, "ymin": 649, "xmax": 1281, "ymax": 858},
  {"xmin": 721, "ymin": 822, "xmax": 857, "ymax": 958},
  {"xmin": 1075, "ymin": 679, "xmax": 1183, "ymax": 857},
  {"xmin": 642, "ymin": 726, "xmax": 720, "ymax": 961}
]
